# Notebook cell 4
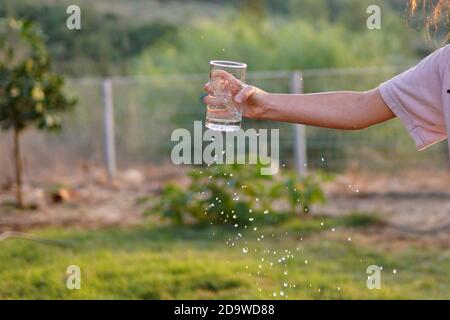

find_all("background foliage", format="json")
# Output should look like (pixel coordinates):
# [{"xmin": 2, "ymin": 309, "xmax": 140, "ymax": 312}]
[
  {"xmin": 145, "ymin": 164, "xmax": 329, "ymax": 226},
  {"xmin": 0, "ymin": 18, "xmax": 75, "ymax": 131},
  {"xmin": 1, "ymin": 0, "xmax": 444, "ymax": 77}
]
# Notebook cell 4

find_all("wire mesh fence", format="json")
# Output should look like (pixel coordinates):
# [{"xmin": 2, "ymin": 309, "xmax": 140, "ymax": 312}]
[{"xmin": 0, "ymin": 66, "xmax": 448, "ymax": 182}]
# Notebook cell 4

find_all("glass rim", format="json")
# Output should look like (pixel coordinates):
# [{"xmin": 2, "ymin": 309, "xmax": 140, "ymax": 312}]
[{"xmin": 210, "ymin": 60, "xmax": 247, "ymax": 69}]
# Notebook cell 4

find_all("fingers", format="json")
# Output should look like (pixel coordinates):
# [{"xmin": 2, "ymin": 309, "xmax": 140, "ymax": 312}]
[
  {"xmin": 235, "ymin": 85, "xmax": 256, "ymax": 103},
  {"xmin": 204, "ymin": 70, "xmax": 247, "ymax": 102},
  {"xmin": 209, "ymin": 70, "xmax": 243, "ymax": 94},
  {"xmin": 203, "ymin": 95, "xmax": 223, "ymax": 106},
  {"xmin": 210, "ymin": 69, "xmax": 241, "ymax": 85},
  {"xmin": 204, "ymin": 82, "xmax": 210, "ymax": 93},
  {"xmin": 204, "ymin": 79, "xmax": 229, "ymax": 94},
  {"xmin": 204, "ymin": 85, "xmax": 255, "ymax": 105},
  {"xmin": 204, "ymin": 80, "xmax": 245, "ymax": 95}
]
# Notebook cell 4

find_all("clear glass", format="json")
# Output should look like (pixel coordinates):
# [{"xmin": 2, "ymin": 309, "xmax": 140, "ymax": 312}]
[{"xmin": 206, "ymin": 60, "xmax": 247, "ymax": 132}]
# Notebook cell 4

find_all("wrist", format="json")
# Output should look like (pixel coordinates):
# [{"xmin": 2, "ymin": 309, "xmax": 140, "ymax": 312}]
[
  {"xmin": 241, "ymin": 89, "xmax": 277, "ymax": 120},
  {"xmin": 254, "ymin": 92, "xmax": 276, "ymax": 120}
]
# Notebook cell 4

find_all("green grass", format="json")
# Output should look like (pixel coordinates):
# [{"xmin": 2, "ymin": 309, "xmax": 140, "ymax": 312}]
[{"xmin": 0, "ymin": 213, "xmax": 448, "ymax": 299}]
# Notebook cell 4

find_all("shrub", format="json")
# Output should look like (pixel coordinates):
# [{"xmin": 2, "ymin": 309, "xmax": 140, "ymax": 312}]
[{"xmin": 144, "ymin": 164, "xmax": 330, "ymax": 226}]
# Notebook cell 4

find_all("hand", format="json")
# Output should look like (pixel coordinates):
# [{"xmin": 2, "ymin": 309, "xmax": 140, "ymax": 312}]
[{"xmin": 203, "ymin": 69, "xmax": 267, "ymax": 119}]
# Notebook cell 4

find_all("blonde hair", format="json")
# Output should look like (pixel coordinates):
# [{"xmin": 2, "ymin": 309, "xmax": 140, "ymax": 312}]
[{"xmin": 409, "ymin": 0, "xmax": 449, "ymax": 39}]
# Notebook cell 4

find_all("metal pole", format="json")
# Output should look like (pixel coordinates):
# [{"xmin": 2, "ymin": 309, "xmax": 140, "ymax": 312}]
[
  {"xmin": 102, "ymin": 79, "xmax": 117, "ymax": 183},
  {"xmin": 290, "ymin": 71, "xmax": 307, "ymax": 176}
]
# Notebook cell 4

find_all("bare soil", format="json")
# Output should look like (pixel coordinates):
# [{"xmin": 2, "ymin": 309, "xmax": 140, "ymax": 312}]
[{"xmin": 1, "ymin": 165, "xmax": 449, "ymax": 244}]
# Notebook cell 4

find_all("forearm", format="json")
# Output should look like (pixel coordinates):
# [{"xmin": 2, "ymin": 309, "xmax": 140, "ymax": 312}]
[{"xmin": 254, "ymin": 89, "xmax": 394, "ymax": 130}]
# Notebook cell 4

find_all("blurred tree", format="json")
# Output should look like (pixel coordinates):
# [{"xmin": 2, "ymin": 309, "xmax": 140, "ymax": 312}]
[
  {"xmin": 0, "ymin": 18, "xmax": 76, "ymax": 208},
  {"xmin": 0, "ymin": 0, "xmax": 428, "ymax": 76},
  {"xmin": 0, "ymin": 1, "xmax": 178, "ymax": 76},
  {"xmin": 240, "ymin": 0, "xmax": 266, "ymax": 20},
  {"xmin": 287, "ymin": 0, "xmax": 330, "ymax": 22},
  {"xmin": 133, "ymin": 15, "xmax": 415, "ymax": 74}
]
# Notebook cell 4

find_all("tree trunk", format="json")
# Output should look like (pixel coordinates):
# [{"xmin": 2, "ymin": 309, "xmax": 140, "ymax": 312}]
[{"xmin": 13, "ymin": 128, "xmax": 24, "ymax": 209}]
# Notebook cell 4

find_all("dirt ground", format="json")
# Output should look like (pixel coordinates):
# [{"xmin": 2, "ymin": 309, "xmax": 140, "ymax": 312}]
[
  {"xmin": 318, "ymin": 169, "xmax": 450, "ymax": 233},
  {"xmin": 0, "ymin": 165, "xmax": 449, "ymax": 244}
]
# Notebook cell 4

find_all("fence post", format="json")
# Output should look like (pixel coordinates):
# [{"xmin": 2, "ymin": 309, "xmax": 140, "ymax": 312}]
[
  {"xmin": 290, "ymin": 71, "xmax": 307, "ymax": 176},
  {"xmin": 102, "ymin": 79, "xmax": 117, "ymax": 183}
]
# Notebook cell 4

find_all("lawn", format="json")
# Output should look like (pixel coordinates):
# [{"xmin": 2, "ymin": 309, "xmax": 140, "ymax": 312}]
[{"xmin": 0, "ymin": 213, "xmax": 448, "ymax": 299}]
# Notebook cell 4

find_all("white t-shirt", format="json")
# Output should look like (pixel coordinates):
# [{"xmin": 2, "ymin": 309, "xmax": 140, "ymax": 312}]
[{"xmin": 379, "ymin": 44, "xmax": 450, "ymax": 153}]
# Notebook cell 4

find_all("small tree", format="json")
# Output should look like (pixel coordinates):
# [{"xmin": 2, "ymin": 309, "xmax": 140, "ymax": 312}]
[{"xmin": 0, "ymin": 19, "xmax": 76, "ymax": 208}]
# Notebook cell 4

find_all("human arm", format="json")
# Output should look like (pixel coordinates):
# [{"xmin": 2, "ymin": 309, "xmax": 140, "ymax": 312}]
[{"xmin": 204, "ymin": 71, "xmax": 395, "ymax": 130}]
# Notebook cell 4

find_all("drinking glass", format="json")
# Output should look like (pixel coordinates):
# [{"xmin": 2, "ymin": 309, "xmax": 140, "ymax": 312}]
[{"xmin": 205, "ymin": 60, "xmax": 247, "ymax": 132}]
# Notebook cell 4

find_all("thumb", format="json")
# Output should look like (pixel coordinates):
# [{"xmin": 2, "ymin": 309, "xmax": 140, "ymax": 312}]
[{"xmin": 234, "ymin": 85, "xmax": 255, "ymax": 103}]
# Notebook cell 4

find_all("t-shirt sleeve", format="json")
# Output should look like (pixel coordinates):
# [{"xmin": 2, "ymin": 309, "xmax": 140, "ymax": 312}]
[{"xmin": 379, "ymin": 45, "xmax": 449, "ymax": 150}]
